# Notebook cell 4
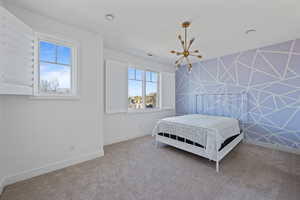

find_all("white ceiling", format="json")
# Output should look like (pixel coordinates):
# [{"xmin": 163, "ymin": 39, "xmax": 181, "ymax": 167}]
[{"xmin": 4, "ymin": 0, "xmax": 300, "ymax": 65}]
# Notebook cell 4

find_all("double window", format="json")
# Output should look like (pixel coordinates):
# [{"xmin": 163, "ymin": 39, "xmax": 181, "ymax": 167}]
[
  {"xmin": 105, "ymin": 59, "xmax": 175, "ymax": 114},
  {"xmin": 35, "ymin": 34, "xmax": 78, "ymax": 97},
  {"xmin": 128, "ymin": 68, "xmax": 159, "ymax": 109}
]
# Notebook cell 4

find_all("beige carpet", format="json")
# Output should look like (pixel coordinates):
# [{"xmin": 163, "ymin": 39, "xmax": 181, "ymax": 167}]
[{"xmin": 1, "ymin": 136, "xmax": 300, "ymax": 200}]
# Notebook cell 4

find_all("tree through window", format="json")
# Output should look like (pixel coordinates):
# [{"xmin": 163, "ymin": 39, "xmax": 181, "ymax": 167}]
[
  {"xmin": 36, "ymin": 35, "xmax": 77, "ymax": 97},
  {"xmin": 128, "ymin": 68, "xmax": 158, "ymax": 109}
]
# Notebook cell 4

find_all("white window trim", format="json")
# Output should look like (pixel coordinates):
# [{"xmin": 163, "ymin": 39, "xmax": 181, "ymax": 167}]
[
  {"xmin": 128, "ymin": 67, "xmax": 160, "ymax": 112},
  {"xmin": 127, "ymin": 107, "xmax": 173, "ymax": 114},
  {"xmin": 145, "ymin": 69, "xmax": 160, "ymax": 109},
  {"xmin": 32, "ymin": 32, "xmax": 79, "ymax": 99}
]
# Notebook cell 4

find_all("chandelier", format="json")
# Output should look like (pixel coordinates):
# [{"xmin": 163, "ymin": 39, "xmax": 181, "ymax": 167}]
[{"xmin": 170, "ymin": 21, "xmax": 202, "ymax": 72}]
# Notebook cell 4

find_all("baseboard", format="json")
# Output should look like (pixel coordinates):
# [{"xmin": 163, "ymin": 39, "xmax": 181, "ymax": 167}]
[
  {"xmin": 1, "ymin": 149, "xmax": 104, "ymax": 195},
  {"xmin": 0, "ymin": 178, "xmax": 4, "ymax": 196},
  {"xmin": 244, "ymin": 139, "xmax": 300, "ymax": 155}
]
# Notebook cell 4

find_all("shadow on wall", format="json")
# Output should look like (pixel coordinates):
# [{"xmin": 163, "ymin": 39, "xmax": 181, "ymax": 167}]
[{"xmin": 176, "ymin": 38, "xmax": 300, "ymax": 150}]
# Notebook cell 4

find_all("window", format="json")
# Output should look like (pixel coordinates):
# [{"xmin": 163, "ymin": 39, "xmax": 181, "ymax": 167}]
[
  {"xmin": 128, "ymin": 68, "xmax": 143, "ymax": 109},
  {"xmin": 35, "ymin": 34, "xmax": 78, "ymax": 97},
  {"xmin": 128, "ymin": 68, "xmax": 159, "ymax": 109},
  {"xmin": 145, "ymin": 71, "xmax": 158, "ymax": 108}
]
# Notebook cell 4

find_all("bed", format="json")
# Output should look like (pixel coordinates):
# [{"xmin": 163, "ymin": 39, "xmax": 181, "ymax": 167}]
[{"xmin": 152, "ymin": 93, "xmax": 247, "ymax": 172}]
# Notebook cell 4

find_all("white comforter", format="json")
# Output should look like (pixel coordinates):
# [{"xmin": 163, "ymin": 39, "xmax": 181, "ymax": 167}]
[{"xmin": 152, "ymin": 114, "xmax": 240, "ymax": 158}]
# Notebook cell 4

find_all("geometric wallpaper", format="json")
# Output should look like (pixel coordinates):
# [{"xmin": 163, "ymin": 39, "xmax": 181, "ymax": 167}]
[{"xmin": 176, "ymin": 39, "xmax": 300, "ymax": 150}]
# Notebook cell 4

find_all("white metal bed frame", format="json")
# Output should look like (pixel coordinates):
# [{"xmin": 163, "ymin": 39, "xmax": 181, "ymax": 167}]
[{"xmin": 155, "ymin": 93, "xmax": 247, "ymax": 172}]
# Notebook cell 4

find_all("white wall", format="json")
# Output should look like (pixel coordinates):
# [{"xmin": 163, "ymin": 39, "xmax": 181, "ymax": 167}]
[
  {"xmin": 0, "ymin": 4, "xmax": 104, "ymax": 188},
  {"xmin": 103, "ymin": 49, "xmax": 176, "ymax": 145},
  {"xmin": 0, "ymin": 97, "xmax": 5, "ymax": 193},
  {"xmin": 0, "ymin": 2, "xmax": 175, "ymax": 191},
  {"xmin": 0, "ymin": 1, "xmax": 7, "ymax": 194}
]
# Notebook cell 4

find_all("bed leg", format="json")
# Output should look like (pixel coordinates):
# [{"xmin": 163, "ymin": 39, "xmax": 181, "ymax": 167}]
[
  {"xmin": 155, "ymin": 140, "xmax": 159, "ymax": 148},
  {"xmin": 216, "ymin": 161, "xmax": 219, "ymax": 173}
]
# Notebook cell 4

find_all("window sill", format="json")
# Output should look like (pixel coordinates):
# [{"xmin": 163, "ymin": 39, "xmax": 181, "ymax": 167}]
[
  {"xmin": 127, "ymin": 108, "xmax": 174, "ymax": 114},
  {"xmin": 29, "ymin": 95, "xmax": 80, "ymax": 100}
]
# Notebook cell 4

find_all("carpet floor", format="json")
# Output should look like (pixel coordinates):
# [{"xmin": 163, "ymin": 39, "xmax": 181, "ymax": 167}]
[{"xmin": 1, "ymin": 136, "xmax": 300, "ymax": 200}]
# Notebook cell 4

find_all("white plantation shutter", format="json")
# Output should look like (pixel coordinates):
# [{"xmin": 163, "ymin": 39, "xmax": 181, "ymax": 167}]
[
  {"xmin": 160, "ymin": 72, "xmax": 175, "ymax": 109},
  {"xmin": 105, "ymin": 59, "xmax": 128, "ymax": 113},
  {"xmin": 0, "ymin": 5, "xmax": 34, "ymax": 95}
]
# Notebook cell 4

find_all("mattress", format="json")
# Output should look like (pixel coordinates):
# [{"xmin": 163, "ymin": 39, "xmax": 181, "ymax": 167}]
[{"xmin": 152, "ymin": 114, "xmax": 240, "ymax": 158}]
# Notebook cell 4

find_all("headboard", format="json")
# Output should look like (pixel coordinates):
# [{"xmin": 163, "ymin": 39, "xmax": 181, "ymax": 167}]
[{"xmin": 195, "ymin": 93, "xmax": 248, "ymax": 129}]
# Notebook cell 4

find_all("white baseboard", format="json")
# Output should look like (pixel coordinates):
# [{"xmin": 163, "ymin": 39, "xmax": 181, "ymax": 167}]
[
  {"xmin": 245, "ymin": 139, "xmax": 300, "ymax": 155},
  {"xmin": 0, "ymin": 178, "xmax": 4, "ymax": 196},
  {"xmin": 0, "ymin": 149, "xmax": 104, "ymax": 195}
]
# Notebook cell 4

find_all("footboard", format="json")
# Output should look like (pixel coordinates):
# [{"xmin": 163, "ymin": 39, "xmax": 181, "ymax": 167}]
[{"xmin": 155, "ymin": 131, "xmax": 244, "ymax": 172}]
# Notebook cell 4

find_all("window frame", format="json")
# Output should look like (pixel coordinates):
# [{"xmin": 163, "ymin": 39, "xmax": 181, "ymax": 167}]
[
  {"xmin": 128, "ymin": 67, "xmax": 160, "ymax": 111},
  {"xmin": 144, "ymin": 70, "xmax": 159, "ymax": 109},
  {"xmin": 33, "ymin": 33, "xmax": 79, "ymax": 98}
]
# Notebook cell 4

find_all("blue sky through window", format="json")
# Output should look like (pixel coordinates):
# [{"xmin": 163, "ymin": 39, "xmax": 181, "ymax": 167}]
[
  {"xmin": 57, "ymin": 46, "xmax": 71, "ymax": 65},
  {"xmin": 39, "ymin": 41, "xmax": 72, "ymax": 92},
  {"xmin": 128, "ymin": 69, "xmax": 158, "ymax": 97},
  {"xmin": 128, "ymin": 68, "xmax": 143, "ymax": 97},
  {"xmin": 128, "ymin": 80, "xmax": 142, "ymax": 97},
  {"xmin": 146, "ymin": 71, "xmax": 158, "ymax": 82},
  {"xmin": 40, "ymin": 41, "xmax": 56, "ymax": 62},
  {"xmin": 40, "ymin": 63, "xmax": 71, "ymax": 89},
  {"xmin": 135, "ymin": 69, "xmax": 143, "ymax": 80},
  {"xmin": 128, "ymin": 68, "xmax": 135, "ymax": 80},
  {"xmin": 146, "ymin": 82, "xmax": 157, "ymax": 95}
]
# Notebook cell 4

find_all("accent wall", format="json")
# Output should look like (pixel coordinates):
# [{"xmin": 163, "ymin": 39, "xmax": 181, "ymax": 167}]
[{"xmin": 176, "ymin": 39, "xmax": 300, "ymax": 150}]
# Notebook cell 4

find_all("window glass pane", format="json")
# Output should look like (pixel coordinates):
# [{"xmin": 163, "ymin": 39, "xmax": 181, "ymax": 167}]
[
  {"xmin": 128, "ymin": 68, "xmax": 135, "ymax": 80},
  {"xmin": 39, "ymin": 41, "xmax": 56, "ymax": 62},
  {"xmin": 128, "ymin": 80, "xmax": 143, "ymax": 109},
  {"xmin": 146, "ymin": 82, "xmax": 158, "ymax": 108},
  {"xmin": 146, "ymin": 71, "xmax": 151, "ymax": 81},
  {"xmin": 152, "ymin": 72, "xmax": 158, "ymax": 82},
  {"xmin": 135, "ymin": 69, "xmax": 143, "ymax": 80},
  {"xmin": 57, "ymin": 46, "xmax": 71, "ymax": 65},
  {"xmin": 39, "ymin": 62, "xmax": 71, "ymax": 94}
]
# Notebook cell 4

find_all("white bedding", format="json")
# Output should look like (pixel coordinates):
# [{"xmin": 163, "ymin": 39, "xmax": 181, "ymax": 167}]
[{"xmin": 152, "ymin": 114, "xmax": 240, "ymax": 158}]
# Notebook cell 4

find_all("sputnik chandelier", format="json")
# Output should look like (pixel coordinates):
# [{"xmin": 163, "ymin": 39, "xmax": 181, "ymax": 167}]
[{"xmin": 170, "ymin": 21, "xmax": 202, "ymax": 72}]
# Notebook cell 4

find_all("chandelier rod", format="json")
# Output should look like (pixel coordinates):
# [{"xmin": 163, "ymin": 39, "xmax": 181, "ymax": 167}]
[{"xmin": 184, "ymin": 26, "xmax": 187, "ymax": 51}]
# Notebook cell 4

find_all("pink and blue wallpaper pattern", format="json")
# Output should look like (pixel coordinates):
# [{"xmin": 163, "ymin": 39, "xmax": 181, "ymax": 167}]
[{"xmin": 176, "ymin": 39, "xmax": 300, "ymax": 150}]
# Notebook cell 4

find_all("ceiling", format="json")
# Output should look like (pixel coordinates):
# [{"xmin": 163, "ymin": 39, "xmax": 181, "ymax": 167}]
[{"xmin": 4, "ymin": 0, "xmax": 300, "ymax": 65}]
